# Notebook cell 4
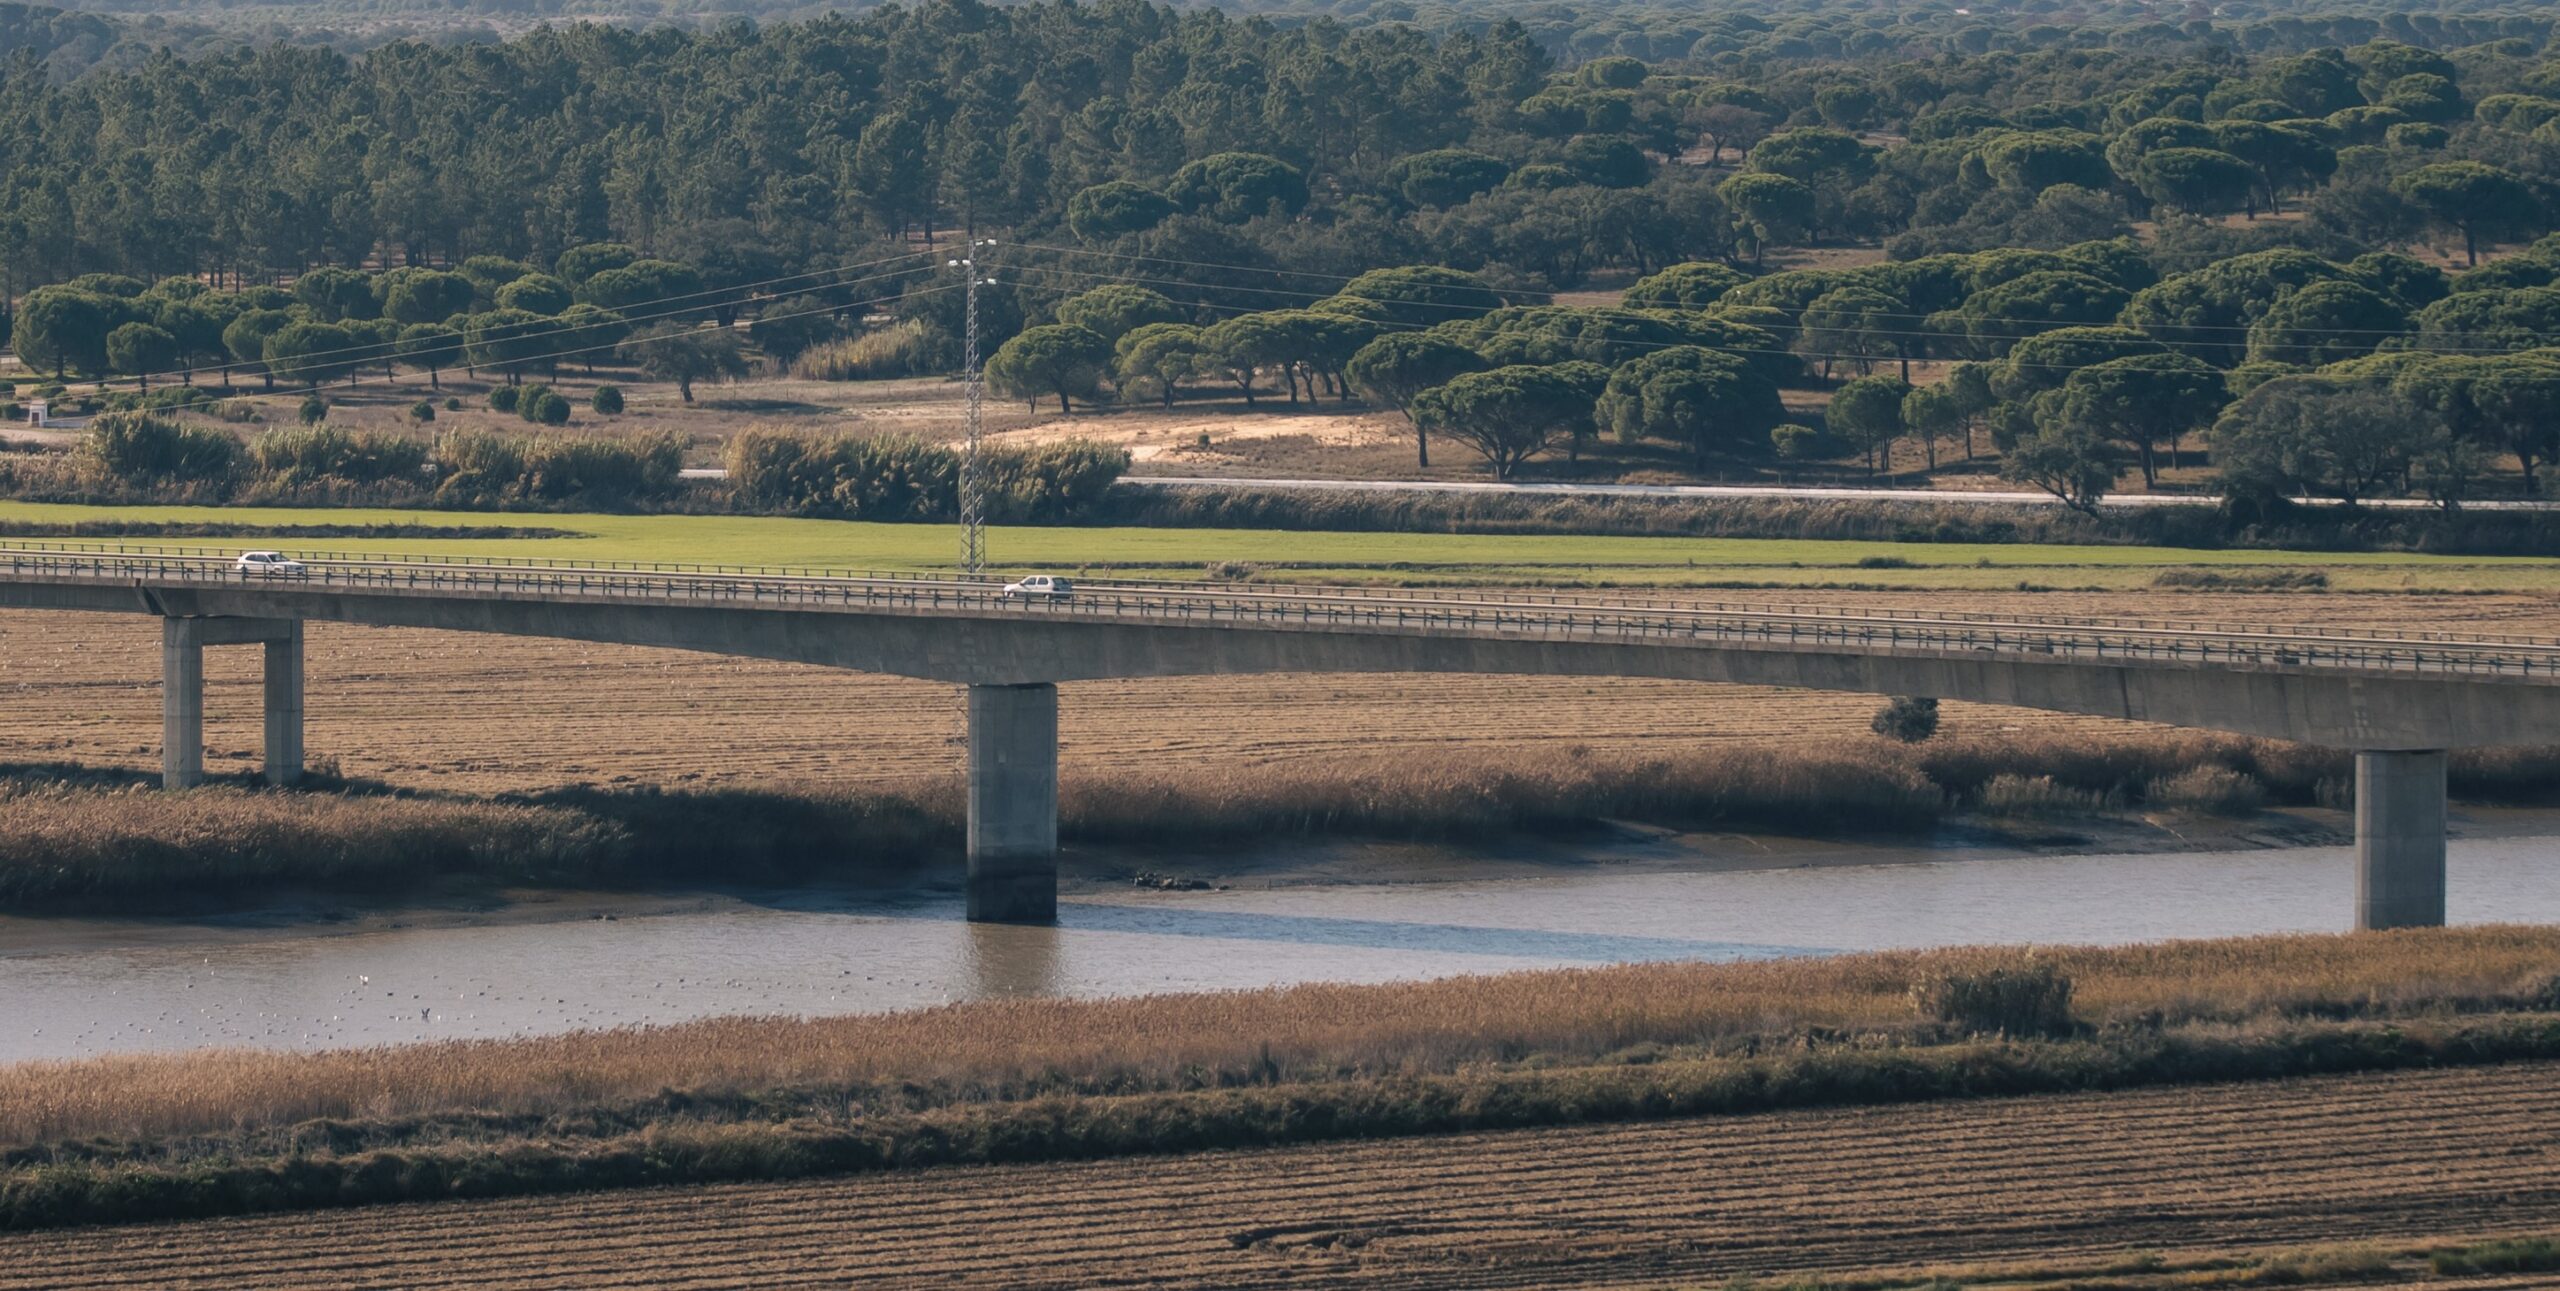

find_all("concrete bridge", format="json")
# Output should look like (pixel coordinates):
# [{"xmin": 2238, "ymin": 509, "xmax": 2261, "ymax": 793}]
[{"xmin": 6, "ymin": 545, "xmax": 2558, "ymax": 931}]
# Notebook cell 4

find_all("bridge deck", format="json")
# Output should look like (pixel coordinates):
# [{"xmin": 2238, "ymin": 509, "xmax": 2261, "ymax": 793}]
[{"xmin": 5, "ymin": 546, "xmax": 2560, "ymax": 684}]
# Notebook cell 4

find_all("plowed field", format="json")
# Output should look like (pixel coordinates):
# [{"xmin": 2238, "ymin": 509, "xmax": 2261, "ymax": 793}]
[
  {"xmin": 4, "ymin": 589, "xmax": 2553, "ymax": 793},
  {"xmin": 6, "ymin": 1062, "xmax": 2554, "ymax": 1290}
]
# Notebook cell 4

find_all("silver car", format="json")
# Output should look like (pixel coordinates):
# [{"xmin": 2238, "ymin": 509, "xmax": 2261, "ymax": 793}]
[
  {"xmin": 1001, "ymin": 574, "xmax": 1074, "ymax": 599},
  {"xmin": 234, "ymin": 550, "xmax": 308, "ymax": 577}
]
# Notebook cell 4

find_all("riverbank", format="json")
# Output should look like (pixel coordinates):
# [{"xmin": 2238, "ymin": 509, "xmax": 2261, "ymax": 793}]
[
  {"xmin": 29, "ymin": 802, "xmax": 2560, "ymax": 962},
  {"xmin": 3, "ymin": 927, "xmax": 2556, "ymax": 1231},
  {"xmin": 9, "ymin": 733, "xmax": 2560, "ymax": 917}
]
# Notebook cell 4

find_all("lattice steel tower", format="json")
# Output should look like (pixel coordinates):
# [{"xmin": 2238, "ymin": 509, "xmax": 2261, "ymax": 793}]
[{"xmin": 954, "ymin": 240, "xmax": 997, "ymax": 576}]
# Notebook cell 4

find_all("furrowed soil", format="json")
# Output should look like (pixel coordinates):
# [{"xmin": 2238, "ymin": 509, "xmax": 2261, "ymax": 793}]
[
  {"xmin": 4, "ymin": 1062, "xmax": 2552, "ymax": 1289},
  {"xmin": 6, "ymin": 590, "xmax": 2557, "ymax": 792}
]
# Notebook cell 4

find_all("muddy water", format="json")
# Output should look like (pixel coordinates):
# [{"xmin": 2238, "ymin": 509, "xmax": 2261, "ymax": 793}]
[{"xmin": 5, "ymin": 836, "xmax": 2557, "ymax": 1064}]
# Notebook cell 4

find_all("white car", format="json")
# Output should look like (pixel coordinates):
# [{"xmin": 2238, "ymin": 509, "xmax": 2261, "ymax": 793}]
[
  {"xmin": 234, "ymin": 550, "xmax": 308, "ymax": 577},
  {"xmin": 1001, "ymin": 574, "xmax": 1074, "ymax": 599}
]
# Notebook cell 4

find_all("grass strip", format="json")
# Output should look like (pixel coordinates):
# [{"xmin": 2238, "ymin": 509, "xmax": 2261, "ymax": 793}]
[
  {"xmin": 0, "ymin": 520, "xmax": 582, "ymax": 540},
  {"xmin": 0, "ymin": 499, "xmax": 2550, "ymax": 580},
  {"xmin": 4, "ymin": 1013, "xmax": 2555, "ymax": 1233}
]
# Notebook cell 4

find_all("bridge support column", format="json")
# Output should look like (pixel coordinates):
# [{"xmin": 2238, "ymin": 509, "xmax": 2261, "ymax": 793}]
[
  {"xmin": 161, "ymin": 617, "xmax": 305, "ymax": 790},
  {"xmin": 262, "ymin": 621, "xmax": 304, "ymax": 786},
  {"xmin": 966, "ymin": 682, "xmax": 1058, "ymax": 925},
  {"xmin": 161, "ymin": 618, "xmax": 205, "ymax": 789},
  {"xmin": 2356, "ymin": 749, "xmax": 2446, "ymax": 931}
]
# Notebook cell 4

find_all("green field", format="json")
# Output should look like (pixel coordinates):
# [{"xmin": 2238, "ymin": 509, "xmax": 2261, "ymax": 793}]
[{"xmin": 0, "ymin": 501, "xmax": 2552, "ymax": 591}]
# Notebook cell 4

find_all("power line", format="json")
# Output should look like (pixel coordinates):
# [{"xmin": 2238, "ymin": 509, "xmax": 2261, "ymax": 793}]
[
  {"xmin": 1003, "ymin": 237, "xmax": 2558, "ymax": 346},
  {"xmin": 1009, "ymin": 256, "xmax": 2560, "ymax": 377}
]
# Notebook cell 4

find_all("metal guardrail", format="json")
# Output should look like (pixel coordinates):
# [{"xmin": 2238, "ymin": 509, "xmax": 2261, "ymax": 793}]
[
  {"xmin": 4, "ymin": 538, "xmax": 2553, "ymax": 649},
  {"xmin": 3, "ymin": 547, "xmax": 2558, "ymax": 682}
]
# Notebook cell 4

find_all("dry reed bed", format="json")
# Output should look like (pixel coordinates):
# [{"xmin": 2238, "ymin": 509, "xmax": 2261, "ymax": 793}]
[
  {"xmin": 4, "ymin": 1065, "xmax": 2554, "ymax": 1290},
  {"xmin": 7, "ymin": 927, "xmax": 2555, "ymax": 1150},
  {"xmin": 9, "ymin": 727, "xmax": 2560, "ymax": 909}
]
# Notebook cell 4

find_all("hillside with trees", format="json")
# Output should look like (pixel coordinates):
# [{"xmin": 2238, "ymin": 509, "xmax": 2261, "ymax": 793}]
[{"xmin": 10, "ymin": 0, "xmax": 2560, "ymax": 511}]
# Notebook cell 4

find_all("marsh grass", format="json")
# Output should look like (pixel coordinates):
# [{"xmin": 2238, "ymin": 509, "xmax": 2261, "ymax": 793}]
[
  {"xmin": 1974, "ymin": 773, "xmax": 2116, "ymax": 818},
  {"xmin": 0, "ymin": 775, "xmax": 953, "ymax": 909},
  {"xmin": 6, "ymin": 732, "xmax": 2559, "ymax": 910},
  {"xmin": 2144, "ymin": 767, "xmax": 2271, "ymax": 815},
  {"xmin": 2428, "ymin": 1237, "xmax": 2560, "ymax": 1275},
  {"xmin": 2, "ymin": 1007, "xmax": 2557, "ymax": 1231},
  {"xmin": 5, "ymin": 927, "xmax": 2556, "ymax": 1155},
  {"xmin": 1909, "ymin": 959, "xmax": 2076, "ymax": 1037}
]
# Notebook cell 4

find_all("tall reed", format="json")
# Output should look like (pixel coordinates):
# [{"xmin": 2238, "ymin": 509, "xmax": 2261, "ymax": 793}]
[
  {"xmin": 4, "ymin": 927, "xmax": 2554, "ymax": 1151},
  {"xmin": 6, "ymin": 733, "xmax": 2559, "ymax": 910}
]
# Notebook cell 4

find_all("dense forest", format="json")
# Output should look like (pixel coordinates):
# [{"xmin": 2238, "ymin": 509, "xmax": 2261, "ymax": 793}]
[
  {"xmin": 6, "ymin": 0, "xmax": 2560, "ymax": 290},
  {"xmin": 11, "ymin": 0, "xmax": 2560, "ymax": 53},
  {"xmin": 11, "ymin": 0, "xmax": 2560, "ymax": 507}
]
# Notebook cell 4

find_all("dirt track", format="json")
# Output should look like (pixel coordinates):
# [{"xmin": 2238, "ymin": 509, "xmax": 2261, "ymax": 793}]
[{"xmin": 6, "ymin": 1062, "xmax": 2555, "ymax": 1289}]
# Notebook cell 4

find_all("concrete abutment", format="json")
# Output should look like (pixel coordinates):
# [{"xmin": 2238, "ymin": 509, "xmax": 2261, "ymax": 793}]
[
  {"xmin": 160, "ymin": 617, "xmax": 304, "ymax": 790},
  {"xmin": 2355, "ymin": 749, "xmax": 2448, "ymax": 931},
  {"xmin": 966, "ymin": 681, "xmax": 1060, "ymax": 924}
]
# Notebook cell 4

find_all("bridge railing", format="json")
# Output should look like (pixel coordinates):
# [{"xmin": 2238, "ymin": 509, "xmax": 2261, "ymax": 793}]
[
  {"xmin": 5, "ymin": 547, "xmax": 2558, "ymax": 681},
  {"xmin": 2, "ymin": 539, "xmax": 2553, "ymax": 650}
]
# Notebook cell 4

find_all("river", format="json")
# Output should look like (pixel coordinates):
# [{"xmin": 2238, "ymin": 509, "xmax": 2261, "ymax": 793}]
[{"xmin": 4, "ymin": 834, "xmax": 2556, "ymax": 1065}]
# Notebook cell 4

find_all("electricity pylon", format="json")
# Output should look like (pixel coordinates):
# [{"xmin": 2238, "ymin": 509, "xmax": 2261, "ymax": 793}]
[{"xmin": 953, "ymin": 239, "xmax": 997, "ymax": 576}]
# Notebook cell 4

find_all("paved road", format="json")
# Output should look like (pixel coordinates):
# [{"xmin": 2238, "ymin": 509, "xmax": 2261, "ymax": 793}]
[
  {"xmin": 5, "ymin": 545, "xmax": 2556, "ymax": 681},
  {"xmin": 670, "ymin": 467, "xmax": 2559, "ymax": 510},
  {"xmin": 1117, "ymin": 475, "xmax": 2560, "ymax": 511}
]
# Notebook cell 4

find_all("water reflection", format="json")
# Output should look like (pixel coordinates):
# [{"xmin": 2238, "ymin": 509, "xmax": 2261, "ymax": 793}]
[
  {"xmin": 964, "ymin": 920, "xmax": 1063, "ymax": 998},
  {"xmin": 1061, "ymin": 903, "xmax": 1829, "ymax": 961}
]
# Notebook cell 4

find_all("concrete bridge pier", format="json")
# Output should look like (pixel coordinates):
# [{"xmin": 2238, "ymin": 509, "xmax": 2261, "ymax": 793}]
[
  {"xmin": 966, "ymin": 682, "xmax": 1059, "ymax": 924},
  {"xmin": 2355, "ymin": 749, "xmax": 2447, "ymax": 931},
  {"xmin": 161, "ymin": 617, "xmax": 305, "ymax": 790},
  {"xmin": 261, "ymin": 621, "xmax": 306, "ymax": 786},
  {"xmin": 161, "ymin": 618, "xmax": 205, "ymax": 790}
]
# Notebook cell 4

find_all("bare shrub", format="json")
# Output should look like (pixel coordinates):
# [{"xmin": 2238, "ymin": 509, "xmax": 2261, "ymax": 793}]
[
  {"xmin": 1870, "ymin": 696, "xmax": 1939, "ymax": 743},
  {"xmin": 1910, "ymin": 957, "xmax": 2075, "ymax": 1037},
  {"xmin": 1974, "ymin": 773, "xmax": 2112, "ymax": 818},
  {"xmin": 790, "ymin": 320, "xmax": 955, "ymax": 381},
  {"xmin": 2149, "ymin": 568, "xmax": 2329, "ymax": 590},
  {"xmin": 2144, "ymin": 766, "xmax": 2268, "ymax": 815}
]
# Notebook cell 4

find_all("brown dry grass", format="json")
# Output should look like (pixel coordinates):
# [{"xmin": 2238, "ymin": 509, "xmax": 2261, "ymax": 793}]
[
  {"xmin": 0, "ymin": 779, "xmax": 624, "ymax": 902},
  {"xmin": 6, "ymin": 926, "xmax": 2552, "ymax": 1149},
  {"xmin": 2, "ymin": 1063, "xmax": 2553, "ymax": 1289},
  {"xmin": 6, "ymin": 590, "xmax": 2555, "ymax": 795}
]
